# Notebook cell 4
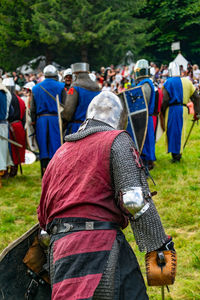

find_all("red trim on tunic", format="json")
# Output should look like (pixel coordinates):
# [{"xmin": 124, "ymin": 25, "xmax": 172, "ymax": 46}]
[{"xmin": 68, "ymin": 87, "xmax": 74, "ymax": 95}]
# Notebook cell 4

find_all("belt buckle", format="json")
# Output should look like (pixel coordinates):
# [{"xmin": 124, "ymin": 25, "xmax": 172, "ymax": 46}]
[
  {"xmin": 63, "ymin": 223, "xmax": 73, "ymax": 232},
  {"xmin": 85, "ymin": 222, "xmax": 94, "ymax": 230}
]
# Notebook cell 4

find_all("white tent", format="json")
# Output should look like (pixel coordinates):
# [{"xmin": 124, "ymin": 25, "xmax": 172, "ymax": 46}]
[{"xmin": 173, "ymin": 53, "xmax": 188, "ymax": 71}]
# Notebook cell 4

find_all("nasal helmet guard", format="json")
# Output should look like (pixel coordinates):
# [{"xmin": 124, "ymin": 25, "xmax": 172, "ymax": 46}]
[
  {"xmin": 86, "ymin": 91, "xmax": 128, "ymax": 130},
  {"xmin": 134, "ymin": 59, "xmax": 150, "ymax": 80}
]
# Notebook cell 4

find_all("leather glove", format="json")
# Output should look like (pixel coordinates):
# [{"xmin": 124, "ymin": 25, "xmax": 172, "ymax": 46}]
[
  {"xmin": 145, "ymin": 236, "xmax": 177, "ymax": 286},
  {"xmin": 157, "ymin": 236, "xmax": 175, "ymax": 251}
]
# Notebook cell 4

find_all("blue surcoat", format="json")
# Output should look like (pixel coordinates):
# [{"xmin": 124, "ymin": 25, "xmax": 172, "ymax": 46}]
[
  {"xmin": 66, "ymin": 87, "xmax": 100, "ymax": 134},
  {"xmin": 163, "ymin": 77, "xmax": 195, "ymax": 154},
  {"xmin": 32, "ymin": 79, "xmax": 65, "ymax": 159}
]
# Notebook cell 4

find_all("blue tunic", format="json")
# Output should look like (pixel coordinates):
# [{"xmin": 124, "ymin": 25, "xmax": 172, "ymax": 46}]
[
  {"xmin": 0, "ymin": 91, "xmax": 7, "ymax": 120},
  {"xmin": 137, "ymin": 78, "xmax": 156, "ymax": 161},
  {"xmin": 66, "ymin": 87, "xmax": 100, "ymax": 134},
  {"xmin": 32, "ymin": 79, "xmax": 65, "ymax": 159},
  {"xmin": 163, "ymin": 77, "xmax": 195, "ymax": 154}
]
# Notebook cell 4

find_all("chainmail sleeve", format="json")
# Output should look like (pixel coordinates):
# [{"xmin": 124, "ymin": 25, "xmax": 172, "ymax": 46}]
[{"xmin": 111, "ymin": 131, "xmax": 167, "ymax": 253}]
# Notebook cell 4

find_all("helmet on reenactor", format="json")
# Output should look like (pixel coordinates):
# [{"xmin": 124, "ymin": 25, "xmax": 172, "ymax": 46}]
[
  {"xmin": 2, "ymin": 74, "xmax": 15, "ymax": 93},
  {"xmin": 134, "ymin": 59, "xmax": 150, "ymax": 80},
  {"xmin": 63, "ymin": 68, "xmax": 72, "ymax": 87},
  {"xmin": 86, "ymin": 91, "xmax": 128, "ymax": 130},
  {"xmin": 63, "ymin": 68, "xmax": 72, "ymax": 78},
  {"xmin": 71, "ymin": 62, "xmax": 89, "ymax": 74},
  {"xmin": 168, "ymin": 61, "xmax": 180, "ymax": 77},
  {"xmin": 43, "ymin": 65, "xmax": 58, "ymax": 78}
]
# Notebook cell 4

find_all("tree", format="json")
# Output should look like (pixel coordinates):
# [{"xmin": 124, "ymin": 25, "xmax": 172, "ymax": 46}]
[
  {"xmin": 31, "ymin": 0, "xmax": 149, "ymax": 68},
  {"xmin": 0, "ymin": 0, "xmax": 38, "ymax": 70},
  {"xmin": 141, "ymin": 0, "xmax": 200, "ymax": 65},
  {"xmin": 0, "ymin": 0, "xmax": 149, "ymax": 71}
]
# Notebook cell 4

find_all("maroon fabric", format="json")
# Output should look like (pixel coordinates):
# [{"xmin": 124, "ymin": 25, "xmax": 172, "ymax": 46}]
[
  {"xmin": 9, "ymin": 122, "xmax": 26, "ymax": 164},
  {"xmin": 9, "ymin": 95, "xmax": 26, "ymax": 165},
  {"xmin": 38, "ymin": 130, "xmax": 128, "ymax": 229},
  {"xmin": 153, "ymin": 88, "xmax": 163, "ymax": 131},
  {"xmin": 157, "ymin": 88, "xmax": 163, "ymax": 112},
  {"xmin": 53, "ymin": 230, "xmax": 116, "ymax": 262},
  {"xmin": 52, "ymin": 230, "xmax": 116, "ymax": 300},
  {"xmin": 52, "ymin": 274, "xmax": 102, "ymax": 300},
  {"xmin": 16, "ymin": 95, "xmax": 26, "ymax": 120}
]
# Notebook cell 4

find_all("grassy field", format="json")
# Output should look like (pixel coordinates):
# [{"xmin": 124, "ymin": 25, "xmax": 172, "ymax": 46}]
[{"xmin": 0, "ymin": 115, "xmax": 199, "ymax": 299}]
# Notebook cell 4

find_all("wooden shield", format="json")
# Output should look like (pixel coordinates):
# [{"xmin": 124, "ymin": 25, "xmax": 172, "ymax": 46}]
[{"xmin": 0, "ymin": 224, "xmax": 51, "ymax": 300}]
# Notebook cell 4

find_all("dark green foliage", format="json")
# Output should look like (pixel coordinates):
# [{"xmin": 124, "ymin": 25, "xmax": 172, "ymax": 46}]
[
  {"xmin": 0, "ymin": 0, "xmax": 148, "ymax": 70},
  {"xmin": 0, "ymin": 0, "xmax": 200, "ymax": 70},
  {"xmin": 141, "ymin": 0, "xmax": 200, "ymax": 65}
]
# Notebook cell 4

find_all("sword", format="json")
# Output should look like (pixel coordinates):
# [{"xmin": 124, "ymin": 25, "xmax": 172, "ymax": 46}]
[
  {"xmin": 183, "ymin": 119, "xmax": 197, "ymax": 149},
  {"xmin": 0, "ymin": 134, "xmax": 23, "ymax": 148}
]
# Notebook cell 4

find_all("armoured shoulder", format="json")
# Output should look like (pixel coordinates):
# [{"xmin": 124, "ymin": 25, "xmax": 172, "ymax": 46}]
[{"xmin": 72, "ymin": 74, "xmax": 100, "ymax": 92}]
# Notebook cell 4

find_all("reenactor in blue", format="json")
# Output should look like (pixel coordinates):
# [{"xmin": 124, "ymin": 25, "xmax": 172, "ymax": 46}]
[
  {"xmin": 134, "ymin": 59, "xmax": 156, "ymax": 171},
  {"xmin": 31, "ymin": 65, "xmax": 67, "ymax": 176},
  {"xmin": 62, "ymin": 62, "xmax": 101, "ymax": 135},
  {"xmin": 161, "ymin": 61, "xmax": 200, "ymax": 162}
]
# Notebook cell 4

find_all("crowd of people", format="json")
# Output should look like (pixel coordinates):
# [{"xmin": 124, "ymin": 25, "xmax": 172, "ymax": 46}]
[
  {"xmin": 1, "ymin": 58, "xmax": 200, "ymax": 186},
  {"xmin": 2, "ymin": 59, "xmax": 200, "ymax": 95},
  {"xmin": 1, "ymin": 58, "xmax": 200, "ymax": 299}
]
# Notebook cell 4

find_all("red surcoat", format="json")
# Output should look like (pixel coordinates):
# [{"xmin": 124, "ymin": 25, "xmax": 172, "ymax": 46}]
[
  {"xmin": 38, "ymin": 130, "xmax": 128, "ymax": 229},
  {"xmin": 9, "ymin": 95, "xmax": 26, "ymax": 165}
]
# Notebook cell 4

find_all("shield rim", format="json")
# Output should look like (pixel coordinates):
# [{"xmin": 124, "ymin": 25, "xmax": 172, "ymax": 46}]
[{"xmin": 0, "ymin": 223, "xmax": 39, "ymax": 262}]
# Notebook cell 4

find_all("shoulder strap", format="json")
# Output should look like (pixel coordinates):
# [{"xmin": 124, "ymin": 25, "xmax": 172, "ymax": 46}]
[
  {"xmin": 40, "ymin": 85, "xmax": 56, "ymax": 102},
  {"xmin": 40, "ymin": 85, "xmax": 64, "ymax": 109}
]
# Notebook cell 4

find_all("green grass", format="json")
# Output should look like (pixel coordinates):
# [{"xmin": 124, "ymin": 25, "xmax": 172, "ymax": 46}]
[{"xmin": 0, "ymin": 115, "xmax": 199, "ymax": 299}]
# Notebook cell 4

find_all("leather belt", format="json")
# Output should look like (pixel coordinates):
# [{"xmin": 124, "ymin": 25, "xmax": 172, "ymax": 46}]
[
  {"xmin": 169, "ymin": 103, "xmax": 187, "ymax": 107},
  {"xmin": 48, "ymin": 221, "xmax": 120, "ymax": 235},
  {"xmin": 72, "ymin": 120, "xmax": 83, "ymax": 124},
  {"xmin": 37, "ymin": 114, "xmax": 57, "ymax": 118}
]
